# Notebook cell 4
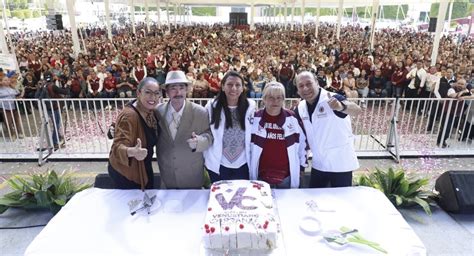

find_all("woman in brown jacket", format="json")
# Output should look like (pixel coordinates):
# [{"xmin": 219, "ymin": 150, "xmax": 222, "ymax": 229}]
[{"xmin": 108, "ymin": 77, "xmax": 161, "ymax": 190}]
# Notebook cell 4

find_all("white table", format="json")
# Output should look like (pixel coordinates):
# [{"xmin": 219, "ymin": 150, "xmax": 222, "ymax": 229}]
[{"xmin": 25, "ymin": 187, "xmax": 426, "ymax": 256}]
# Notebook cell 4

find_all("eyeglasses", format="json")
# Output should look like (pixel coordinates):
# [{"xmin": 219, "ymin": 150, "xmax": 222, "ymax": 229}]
[{"xmin": 142, "ymin": 90, "xmax": 162, "ymax": 97}]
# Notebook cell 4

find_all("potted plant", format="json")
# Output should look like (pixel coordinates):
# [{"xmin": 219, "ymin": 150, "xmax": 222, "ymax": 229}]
[
  {"xmin": 355, "ymin": 167, "xmax": 437, "ymax": 215},
  {"xmin": 0, "ymin": 169, "xmax": 92, "ymax": 214}
]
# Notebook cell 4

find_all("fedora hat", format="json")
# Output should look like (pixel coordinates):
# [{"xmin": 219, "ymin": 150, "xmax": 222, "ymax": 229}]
[{"xmin": 164, "ymin": 70, "xmax": 191, "ymax": 88}]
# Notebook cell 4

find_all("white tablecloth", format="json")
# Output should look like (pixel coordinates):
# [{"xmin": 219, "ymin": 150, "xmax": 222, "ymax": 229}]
[{"xmin": 25, "ymin": 186, "xmax": 426, "ymax": 256}]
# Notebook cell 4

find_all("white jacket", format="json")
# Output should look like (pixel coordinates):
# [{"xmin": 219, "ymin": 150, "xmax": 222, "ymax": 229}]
[
  {"xmin": 298, "ymin": 88, "xmax": 359, "ymax": 172},
  {"xmin": 250, "ymin": 108, "xmax": 307, "ymax": 188},
  {"xmin": 203, "ymin": 98, "xmax": 256, "ymax": 174}
]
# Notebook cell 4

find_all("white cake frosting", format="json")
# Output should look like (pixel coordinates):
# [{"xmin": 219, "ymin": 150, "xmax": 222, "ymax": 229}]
[{"xmin": 203, "ymin": 180, "xmax": 279, "ymax": 250}]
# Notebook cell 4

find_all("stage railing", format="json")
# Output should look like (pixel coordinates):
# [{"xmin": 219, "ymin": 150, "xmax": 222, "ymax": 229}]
[{"xmin": 0, "ymin": 97, "xmax": 472, "ymax": 164}]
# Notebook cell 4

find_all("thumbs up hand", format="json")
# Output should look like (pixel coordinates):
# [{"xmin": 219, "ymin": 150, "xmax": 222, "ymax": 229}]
[
  {"xmin": 127, "ymin": 138, "xmax": 148, "ymax": 161},
  {"xmin": 327, "ymin": 92, "xmax": 344, "ymax": 112},
  {"xmin": 186, "ymin": 132, "xmax": 198, "ymax": 150}
]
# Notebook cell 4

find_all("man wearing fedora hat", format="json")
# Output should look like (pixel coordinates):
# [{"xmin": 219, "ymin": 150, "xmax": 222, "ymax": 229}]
[{"xmin": 155, "ymin": 70, "xmax": 213, "ymax": 189}]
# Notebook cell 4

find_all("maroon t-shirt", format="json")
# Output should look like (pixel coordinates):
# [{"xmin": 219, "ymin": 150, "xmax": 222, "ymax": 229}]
[
  {"xmin": 259, "ymin": 112, "xmax": 290, "ymax": 184},
  {"xmin": 104, "ymin": 77, "xmax": 117, "ymax": 90}
]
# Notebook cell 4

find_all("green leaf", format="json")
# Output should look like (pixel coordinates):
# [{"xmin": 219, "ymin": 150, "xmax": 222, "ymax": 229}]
[
  {"xmin": 53, "ymin": 195, "xmax": 67, "ymax": 206},
  {"xmin": 0, "ymin": 197, "xmax": 26, "ymax": 206},
  {"xmin": 34, "ymin": 191, "xmax": 51, "ymax": 207},
  {"xmin": 411, "ymin": 197, "xmax": 432, "ymax": 216},
  {"xmin": 6, "ymin": 178, "xmax": 23, "ymax": 191},
  {"xmin": 0, "ymin": 205, "xmax": 9, "ymax": 214},
  {"xmin": 394, "ymin": 195, "xmax": 403, "ymax": 206},
  {"xmin": 0, "ymin": 169, "xmax": 92, "ymax": 215},
  {"xmin": 354, "ymin": 167, "xmax": 436, "ymax": 216}
]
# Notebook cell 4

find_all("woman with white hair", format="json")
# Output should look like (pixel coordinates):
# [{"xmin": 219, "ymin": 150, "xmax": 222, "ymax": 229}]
[{"xmin": 249, "ymin": 82, "xmax": 307, "ymax": 188}]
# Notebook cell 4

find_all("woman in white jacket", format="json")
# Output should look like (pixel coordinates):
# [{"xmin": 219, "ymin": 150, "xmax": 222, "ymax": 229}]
[
  {"xmin": 204, "ymin": 71, "xmax": 256, "ymax": 182},
  {"xmin": 250, "ymin": 82, "xmax": 307, "ymax": 188}
]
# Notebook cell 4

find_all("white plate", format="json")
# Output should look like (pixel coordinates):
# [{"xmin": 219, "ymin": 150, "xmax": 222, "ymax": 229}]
[{"xmin": 299, "ymin": 216, "xmax": 322, "ymax": 236}]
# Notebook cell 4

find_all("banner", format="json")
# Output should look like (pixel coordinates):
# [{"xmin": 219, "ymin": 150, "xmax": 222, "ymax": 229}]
[{"xmin": 0, "ymin": 54, "xmax": 16, "ymax": 70}]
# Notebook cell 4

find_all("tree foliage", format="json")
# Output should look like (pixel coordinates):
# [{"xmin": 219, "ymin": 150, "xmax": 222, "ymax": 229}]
[
  {"xmin": 192, "ymin": 7, "xmax": 216, "ymax": 16},
  {"xmin": 430, "ymin": 1, "xmax": 474, "ymax": 19}
]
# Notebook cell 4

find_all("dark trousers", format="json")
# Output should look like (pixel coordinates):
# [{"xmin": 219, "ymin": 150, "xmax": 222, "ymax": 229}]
[
  {"xmin": 460, "ymin": 121, "xmax": 473, "ymax": 141},
  {"xmin": 309, "ymin": 168, "xmax": 352, "ymax": 188},
  {"xmin": 427, "ymin": 101, "xmax": 441, "ymax": 131},
  {"xmin": 108, "ymin": 164, "xmax": 153, "ymax": 189},
  {"xmin": 437, "ymin": 114, "xmax": 460, "ymax": 146},
  {"xmin": 208, "ymin": 164, "xmax": 249, "ymax": 183}
]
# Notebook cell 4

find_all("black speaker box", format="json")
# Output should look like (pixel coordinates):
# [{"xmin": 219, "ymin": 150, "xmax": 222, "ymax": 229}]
[
  {"xmin": 46, "ymin": 14, "xmax": 63, "ymax": 30},
  {"xmin": 229, "ymin": 12, "xmax": 248, "ymax": 26},
  {"xmin": 428, "ymin": 17, "xmax": 437, "ymax": 32},
  {"xmin": 435, "ymin": 171, "xmax": 474, "ymax": 214}
]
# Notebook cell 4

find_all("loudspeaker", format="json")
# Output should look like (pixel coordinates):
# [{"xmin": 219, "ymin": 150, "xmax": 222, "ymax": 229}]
[
  {"xmin": 46, "ymin": 14, "xmax": 63, "ymax": 30},
  {"xmin": 428, "ymin": 17, "xmax": 437, "ymax": 32},
  {"xmin": 229, "ymin": 12, "xmax": 248, "ymax": 26},
  {"xmin": 435, "ymin": 171, "xmax": 474, "ymax": 214}
]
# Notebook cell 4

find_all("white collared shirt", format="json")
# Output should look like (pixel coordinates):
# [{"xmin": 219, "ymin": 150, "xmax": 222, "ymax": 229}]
[{"xmin": 166, "ymin": 101, "xmax": 186, "ymax": 127}]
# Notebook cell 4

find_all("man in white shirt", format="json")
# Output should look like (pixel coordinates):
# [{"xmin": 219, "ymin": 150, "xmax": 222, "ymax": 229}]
[
  {"xmin": 295, "ymin": 71, "xmax": 362, "ymax": 188},
  {"xmin": 406, "ymin": 60, "xmax": 427, "ymax": 98}
]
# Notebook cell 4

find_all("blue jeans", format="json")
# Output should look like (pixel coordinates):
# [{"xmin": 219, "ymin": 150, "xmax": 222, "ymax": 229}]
[{"xmin": 47, "ymin": 109, "xmax": 61, "ymax": 145}]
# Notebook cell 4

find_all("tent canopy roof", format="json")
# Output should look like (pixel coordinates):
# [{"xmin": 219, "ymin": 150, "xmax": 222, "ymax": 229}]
[
  {"xmin": 111, "ymin": 0, "xmax": 438, "ymax": 8},
  {"xmin": 110, "ymin": 0, "xmax": 439, "ymax": 8}
]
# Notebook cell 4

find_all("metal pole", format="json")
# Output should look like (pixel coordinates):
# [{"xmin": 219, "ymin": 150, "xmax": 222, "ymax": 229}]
[
  {"xmin": 104, "ymin": 0, "xmax": 112, "ymax": 40},
  {"xmin": 0, "ymin": 12, "xmax": 9, "ymax": 54},
  {"xmin": 468, "ymin": 11, "xmax": 474, "ymax": 36},
  {"xmin": 370, "ymin": 0, "xmax": 379, "ymax": 50},
  {"xmin": 1, "ymin": 0, "xmax": 13, "ymax": 54},
  {"xmin": 352, "ymin": 4, "xmax": 357, "ymax": 24},
  {"xmin": 446, "ymin": 0, "xmax": 453, "ymax": 32},
  {"xmin": 279, "ymin": 5, "xmax": 282, "ymax": 25},
  {"xmin": 66, "ymin": 0, "xmax": 81, "ymax": 57},
  {"xmin": 396, "ymin": 5, "xmax": 400, "ymax": 22},
  {"xmin": 273, "ymin": 5, "xmax": 276, "ymax": 25},
  {"xmin": 130, "ymin": 0, "xmax": 136, "ymax": 34},
  {"xmin": 250, "ymin": 3, "xmax": 255, "ymax": 30},
  {"xmin": 301, "ymin": 0, "xmax": 305, "ymax": 31},
  {"xmin": 174, "ymin": 3, "xmax": 177, "ymax": 28},
  {"xmin": 431, "ymin": 0, "xmax": 450, "ymax": 66},
  {"xmin": 315, "ymin": 0, "xmax": 320, "ymax": 38},
  {"xmin": 166, "ymin": 0, "xmax": 170, "ymax": 30},
  {"xmin": 284, "ymin": 2, "xmax": 287, "ymax": 30},
  {"xmin": 78, "ymin": 26, "xmax": 88, "ymax": 54},
  {"xmin": 157, "ymin": 0, "xmax": 161, "ymax": 28},
  {"xmin": 145, "ymin": 0, "xmax": 150, "ymax": 33},
  {"xmin": 336, "ymin": 0, "xmax": 343, "ymax": 40},
  {"xmin": 291, "ymin": 1, "xmax": 295, "ymax": 30}
]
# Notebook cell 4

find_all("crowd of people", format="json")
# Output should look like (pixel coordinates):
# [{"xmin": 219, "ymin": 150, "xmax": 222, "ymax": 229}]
[
  {"xmin": 108, "ymin": 69, "xmax": 361, "ymax": 190},
  {"xmin": 0, "ymin": 22, "xmax": 473, "ymax": 148}
]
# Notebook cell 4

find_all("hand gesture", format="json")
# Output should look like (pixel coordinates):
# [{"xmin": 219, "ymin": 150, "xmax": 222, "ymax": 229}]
[
  {"xmin": 186, "ymin": 132, "xmax": 198, "ymax": 150},
  {"xmin": 327, "ymin": 92, "xmax": 343, "ymax": 111},
  {"xmin": 128, "ymin": 138, "xmax": 148, "ymax": 161}
]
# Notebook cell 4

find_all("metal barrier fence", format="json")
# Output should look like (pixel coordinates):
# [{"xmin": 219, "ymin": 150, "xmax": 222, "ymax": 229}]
[{"xmin": 0, "ymin": 97, "xmax": 472, "ymax": 164}]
